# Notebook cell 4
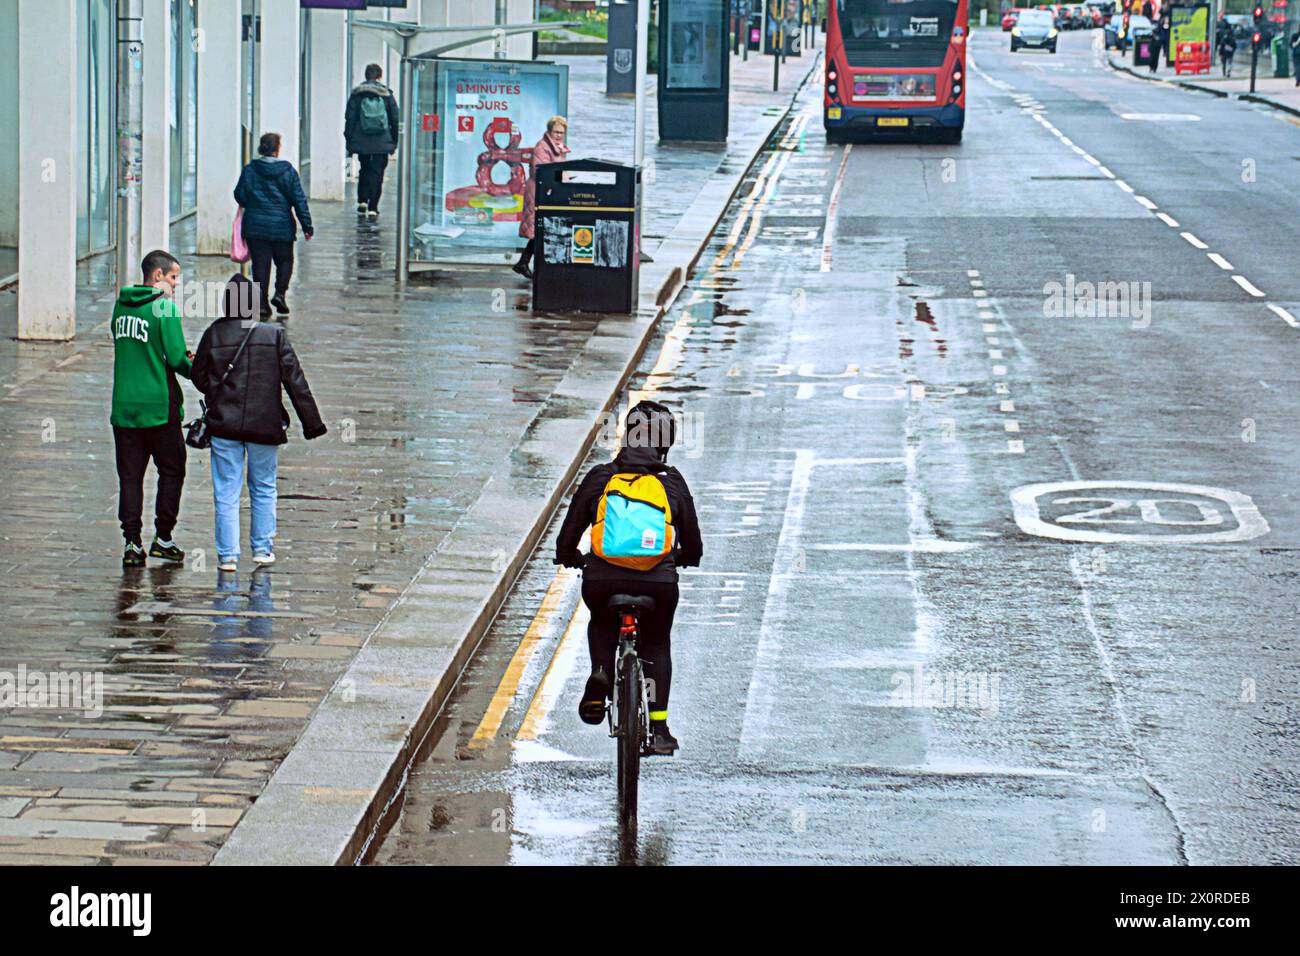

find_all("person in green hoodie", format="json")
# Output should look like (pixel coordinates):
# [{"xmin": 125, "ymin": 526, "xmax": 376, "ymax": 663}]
[{"xmin": 111, "ymin": 249, "xmax": 193, "ymax": 568}]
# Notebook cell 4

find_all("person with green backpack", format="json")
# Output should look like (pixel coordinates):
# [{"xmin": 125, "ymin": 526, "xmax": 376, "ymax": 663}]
[
  {"xmin": 110, "ymin": 250, "xmax": 194, "ymax": 568},
  {"xmin": 553, "ymin": 400, "xmax": 703, "ymax": 756},
  {"xmin": 344, "ymin": 63, "xmax": 400, "ymax": 221}
]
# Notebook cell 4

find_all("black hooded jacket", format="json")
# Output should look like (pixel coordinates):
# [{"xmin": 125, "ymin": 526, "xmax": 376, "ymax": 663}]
[
  {"xmin": 190, "ymin": 276, "xmax": 327, "ymax": 446},
  {"xmin": 344, "ymin": 81, "xmax": 400, "ymax": 156},
  {"xmin": 555, "ymin": 445, "xmax": 703, "ymax": 583}
]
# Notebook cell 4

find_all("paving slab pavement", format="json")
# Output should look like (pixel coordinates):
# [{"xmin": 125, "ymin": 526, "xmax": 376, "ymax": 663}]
[{"xmin": 0, "ymin": 48, "xmax": 819, "ymax": 866}]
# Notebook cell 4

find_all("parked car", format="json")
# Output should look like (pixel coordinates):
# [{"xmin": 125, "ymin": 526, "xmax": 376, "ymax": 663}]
[{"xmin": 1012, "ymin": 9, "xmax": 1059, "ymax": 52}]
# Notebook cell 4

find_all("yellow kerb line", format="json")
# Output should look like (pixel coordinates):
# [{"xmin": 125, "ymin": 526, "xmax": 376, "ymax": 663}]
[
  {"xmin": 516, "ymin": 601, "xmax": 589, "ymax": 742},
  {"xmin": 467, "ymin": 569, "xmax": 574, "ymax": 748}
]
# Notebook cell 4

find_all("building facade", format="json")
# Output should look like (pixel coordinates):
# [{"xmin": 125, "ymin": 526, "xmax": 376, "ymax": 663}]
[{"xmin": 4, "ymin": 0, "xmax": 538, "ymax": 339}]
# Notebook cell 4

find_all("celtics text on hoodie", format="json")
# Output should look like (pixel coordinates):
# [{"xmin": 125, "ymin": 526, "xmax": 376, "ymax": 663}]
[{"xmin": 110, "ymin": 286, "xmax": 193, "ymax": 429}]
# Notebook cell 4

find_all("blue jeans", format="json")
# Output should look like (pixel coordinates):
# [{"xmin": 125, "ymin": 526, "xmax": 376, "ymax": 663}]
[{"xmin": 210, "ymin": 436, "xmax": 278, "ymax": 560}]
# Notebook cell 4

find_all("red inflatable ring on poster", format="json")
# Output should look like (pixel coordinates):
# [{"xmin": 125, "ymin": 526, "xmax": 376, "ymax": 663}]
[{"xmin": 475, "ymin": 153, "xmax": 527, "ymax": 196}]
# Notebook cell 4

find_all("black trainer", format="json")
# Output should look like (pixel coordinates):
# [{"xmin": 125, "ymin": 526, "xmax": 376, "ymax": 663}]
[
  {"xmin": 578, "ymin": 668, "xmax": 610, "ymax": 725},
  {"xmin": 123, "ymin": 542, "xmax": 146, "ymax": 568},
  {"xmin": 270, "ymin": 294, "xmax": 290, "ymax": 316},
  {"xmin": 149, "ymin": 538, "xmax": 185, "ymax": 563},
  {"xmin": 511, "ymin": 261, "xmax": 533, "ymax": 281},
  {"xmin": 648, "ymin": 721, "xmax": 679, "ymax": 756}
]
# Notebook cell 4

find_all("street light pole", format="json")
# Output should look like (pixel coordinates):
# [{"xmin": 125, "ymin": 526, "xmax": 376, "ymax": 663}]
[
  {"xmin": 116, "ymin": 0, "xmax": 144, "ymax": 288},
  {"xmin": 634, "ymin": 0, "xmax": 650, "ymax": 169}
]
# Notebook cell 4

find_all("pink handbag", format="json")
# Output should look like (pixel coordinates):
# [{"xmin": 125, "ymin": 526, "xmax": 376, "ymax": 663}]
[{"xmin": 230, "ymin": 209, "xmax": 250, "ymax": 263}]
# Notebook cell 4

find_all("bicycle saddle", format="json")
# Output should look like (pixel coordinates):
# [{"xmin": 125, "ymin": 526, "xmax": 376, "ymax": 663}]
[{"xmin": 608, "ymin": 594, "xmax": 656, "ymax": 613}]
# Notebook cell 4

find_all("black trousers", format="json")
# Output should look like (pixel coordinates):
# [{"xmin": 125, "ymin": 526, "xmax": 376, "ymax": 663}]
[
  {"xmin": 582, "ymin": 577, "xmax": 679, "ymax": 716},
  {"xmin": 247, "ymin": 237, "xmax": 294, "ymax": 315},
  {"xmin": 357, "ymin": 153, "xmax": 389, "ymax": 211},
  {"xmin": 517, "ymin": 238, "xmax": 535, "ymax": 268},
  {"xmin": 114, "ymin": 422, "xmax": 186, "ymax": 543}
]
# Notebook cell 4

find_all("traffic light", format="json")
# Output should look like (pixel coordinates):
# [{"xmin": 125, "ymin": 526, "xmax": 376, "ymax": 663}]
[{"xmin": 1252, "ymin": 4, "xmax": 1264, "ymax": 23}]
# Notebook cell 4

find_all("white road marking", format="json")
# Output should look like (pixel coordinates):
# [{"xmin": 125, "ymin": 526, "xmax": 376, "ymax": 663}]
[
  {"xmin": 1119, "ymin": 112, "xmax": 1201, "ymax": 121},
  {"xmin": 806, "ymin": 541, "xmax": 980, "ymax": 553},
  {"xmin": 1207, "ymin": 252, "xmax": 1233, "ymax": 270},
  {"xmin": 993, "ymin": 364, "xmax": 1008, "ymax": 376},
  {"xmin": 1000, "ymin": 400, "xmax": 1016, "ymax": 412},
  {"xmin": 970, "ymin": 278, "xmax": 984, "ymax": 287},
  {"xmin": 1004, "ymin": 420, "xmax": 1021, "ymax": 433},
  {"xmin": 820, "ymin": 143, "xmax": 853, "ymax": 273},
  {"xmin": 1010, "ymin": 480, "xmax": 1270, "ymax": 544},
  {"xmin": 966, "ymin": 269, "xmax": 980, "ymax": 277},
  {"xmin": 740, "ymin": 449, "xmax": 815, "ymax": 759},
  {"xmin": 1134, "ymin": 196, "xmax": 1157, "ymax": 210},
  {"xmin": 1181, "ymin": 232, "xmax": 1208, "ymax": 249},
  {"xmin": 1097, "ymin": 166, "xmax": 1115, "ymax": 178},
  {"xmin": 986, "ymin": 336, "xmax": 1000, "ymax": 345},
  {"xmin": 982, "ymin": 323, "xmax": 998, "ymax": 333},
  {"xmin": 972, "ymin": 289, "xmax": 988, "ymax": 298},
  {"xmin": 1233, "ymin": 275, "xmax": 1265, "ymax": 297},
  {"xmin": 1007, "ymin": 440, "xmax": 1025, "ymax": 454},
  {"xmin": 995, "ymin": 382, "xmax": 1010, "ymax": 395},
  {"xmin": 1156, "ymin": 212, "xmax": 1179, "ymax": 228},
  {"xmin": 989, "ymin": 349, "xmax": 1003, "ymax": 359},
  {"xmin": 1115, "ymin": 179, "xmax": 1134, "ymax": 193},
  {"xmin": 1267, "ymin": 304, "xmax": 1298, "ymax": 327}
]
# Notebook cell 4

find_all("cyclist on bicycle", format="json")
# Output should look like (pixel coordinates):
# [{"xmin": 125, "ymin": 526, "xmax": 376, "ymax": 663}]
[{"xmin": 554, "ymin": 400, "xmax": 703, "ymax": 755}]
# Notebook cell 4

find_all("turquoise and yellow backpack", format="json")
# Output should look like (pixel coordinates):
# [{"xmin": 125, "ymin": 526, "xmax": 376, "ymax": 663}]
[{"xmin": 591, "ymin": 472, "xmax": 674, "ymax": 571}]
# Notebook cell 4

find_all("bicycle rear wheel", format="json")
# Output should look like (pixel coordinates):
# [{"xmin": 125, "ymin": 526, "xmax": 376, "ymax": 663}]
[{"xmin": 616, "ymin": 651, "xmax": 642, "ymax": 828}]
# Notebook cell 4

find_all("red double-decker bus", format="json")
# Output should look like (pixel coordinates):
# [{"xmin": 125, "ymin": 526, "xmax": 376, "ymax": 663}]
[{"xmin": 824, "ymin": 0, "xmax": 969, "ymax": 143}]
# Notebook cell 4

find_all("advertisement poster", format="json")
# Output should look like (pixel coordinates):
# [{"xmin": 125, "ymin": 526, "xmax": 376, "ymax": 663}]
[
  {"xmin": 433, "ymin": 61, "xmax": 567, "ymax": 247},
  {"xmin": 764, "ymin": 0, "xmax": 803, "ymax": 55},
  {"xmin": 1169, "ymin": 4, "xmax": 1209, "ymax": 53},
  {"xmin": 666, "ymin": 0, "xmax": 725, "ymax": 89}
]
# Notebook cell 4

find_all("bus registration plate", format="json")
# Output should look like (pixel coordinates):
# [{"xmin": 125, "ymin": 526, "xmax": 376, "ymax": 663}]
[
  {"xmin": 877, "ymin": 117, "xmax": 909, "ymax": 127},
  {"xmin": 827, "ymin": 107, "xmax": 842, "ymax": 119}
]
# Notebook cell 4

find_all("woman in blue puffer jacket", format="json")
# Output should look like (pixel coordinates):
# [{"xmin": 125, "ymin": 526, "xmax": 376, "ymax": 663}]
[{"xmin": 234, "ymin": 132, "xmax": 314, "ymax": 319}]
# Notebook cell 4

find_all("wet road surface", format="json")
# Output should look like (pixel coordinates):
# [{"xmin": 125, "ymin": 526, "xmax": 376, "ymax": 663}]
[{"xmin": 371, "ymin": 29, "xmax": 1300, "ymax": 865}]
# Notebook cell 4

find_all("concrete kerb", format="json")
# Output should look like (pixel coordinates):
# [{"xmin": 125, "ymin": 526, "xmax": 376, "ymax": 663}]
[
  {"xmin": 212, "ymin": 55, "xmax": 820, "ymax": 867},
  {"xmin": 1107, "ymin": 53, "xmax": 1300, "ymax": 116}
]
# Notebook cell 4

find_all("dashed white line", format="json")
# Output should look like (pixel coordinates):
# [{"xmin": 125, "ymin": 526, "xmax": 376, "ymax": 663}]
[
  {"xmin": 1115, "ymin": 180, "xmax": 1134, "ymax": 194},
  {"xmin": 1134, "ymin": 196, "xmax": 1157, "ymax": 210},
  {"xmin": 966, "ymin": 269, "xmax": 980, "ymax": 277},
  {"xmin": 1007, "ymin": 439, "xmax": 1025, "ymax": 454},
  {"xmin": 1156, "ymin": 212, "xmax": 1179, "ymax": 228},
  {"xmin": 1233, "ymin": 275, "xmax": 1266, "ymax": 297},
  {"xmin": 993, "ymin": 364, "xmax": 1008, "ymax": 376},
  {"xmin": 982, "ymin": 323, "xmax": 998, "ymax": 333},
  {"xmin": 1181, "ymin": 232, "xmax": 1208, "ymax": 250},
  {"xmin": 989, "ymin": 349, "xmax": 1003, "ymax": 359},
  {"xmin": 1000, "ymin": 400, "xmax": 1016, "ymax": 412},
  {"xmin": 1004, "ymin": 420, "xmax": 1021, "ymax": 433},
  {"xmin": 1097, "ymin": 166, "xmax": 1115, "ymax": 178},
  {"xmin": 995, "ymin": 382, "xmax": 1010, "ymax": 395},
  {"xmin": 1207, "ymin": 252, "xmax": 1233, "ymax": 270},
  {"xmin": 1267, "ymin": 304, "xmax": 1298, "ymax": 327}
]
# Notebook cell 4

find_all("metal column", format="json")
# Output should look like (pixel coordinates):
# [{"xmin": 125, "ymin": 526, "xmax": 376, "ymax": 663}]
[{"xmin": 116, "ymin": 0, "xmax": 144, "ymax": 286}]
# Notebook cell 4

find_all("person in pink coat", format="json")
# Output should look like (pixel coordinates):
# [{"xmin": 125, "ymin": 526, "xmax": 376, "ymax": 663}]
[{"xmin": 513, "ymin": 115, "xmax": 570, "ymax": 280}]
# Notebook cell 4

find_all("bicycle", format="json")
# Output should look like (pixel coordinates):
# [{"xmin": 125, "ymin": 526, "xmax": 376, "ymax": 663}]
[{"xmin": 605, "ymin": 593, "xmax": 656, "ymax": 828}]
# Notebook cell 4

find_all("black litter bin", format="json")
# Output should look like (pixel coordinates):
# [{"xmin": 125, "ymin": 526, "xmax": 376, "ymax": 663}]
[{"xmin": 533, "ymin": 159, "xmax": 641, "ymax": 314}]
